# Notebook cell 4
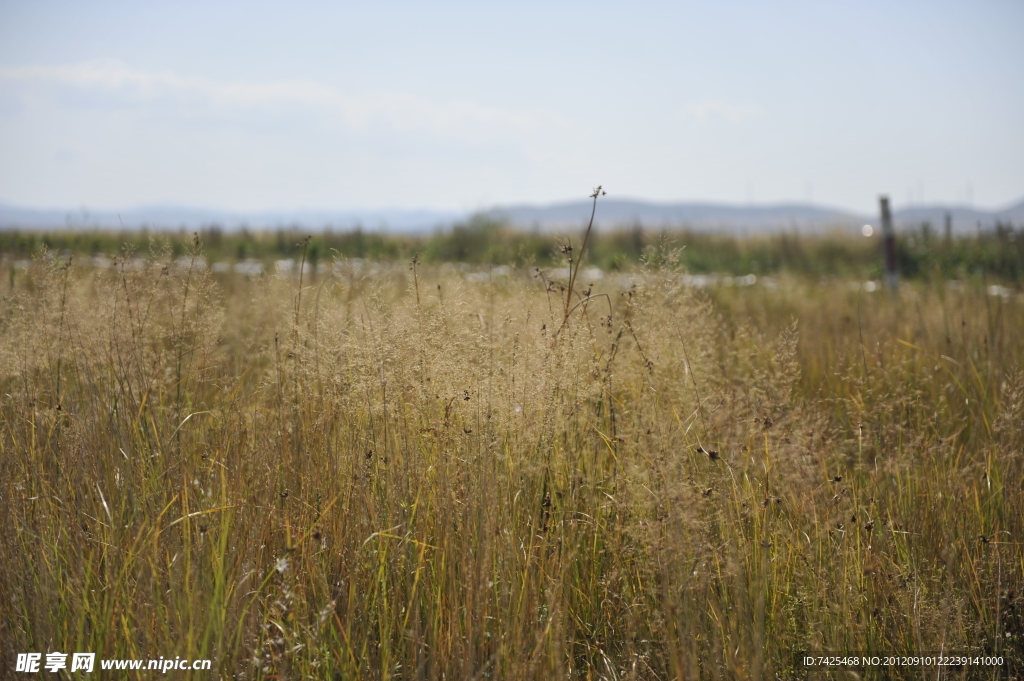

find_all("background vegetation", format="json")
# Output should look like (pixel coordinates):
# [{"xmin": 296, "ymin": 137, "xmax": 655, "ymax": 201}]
[
  {"xmin": 1, "ymin": 236, "xmax": 1022, "ymax": 679},
  {"xmin": 2, "ymin": 216, "xmax": 1023, "ymax": 281}
]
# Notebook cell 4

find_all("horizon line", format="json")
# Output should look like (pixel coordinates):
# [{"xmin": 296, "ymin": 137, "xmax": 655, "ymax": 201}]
[{"xmin": 2, "ymin": 194, "xmax": 1023, "ymax": 218}]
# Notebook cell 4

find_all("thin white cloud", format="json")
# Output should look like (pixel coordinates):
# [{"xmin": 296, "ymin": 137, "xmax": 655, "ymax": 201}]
[
  {"xmin": 679, "ymin": 98, "xmax": 764, "ymax": 122},
  {"xmin": 0, "ymin": 60, "xmax": 569, "ymax": 139}
]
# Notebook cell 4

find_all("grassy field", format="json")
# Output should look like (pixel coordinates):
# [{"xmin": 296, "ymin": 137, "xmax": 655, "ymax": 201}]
[{"xmin": 1, "ymin": 238, "xmax": 1022, "ymax": 679}]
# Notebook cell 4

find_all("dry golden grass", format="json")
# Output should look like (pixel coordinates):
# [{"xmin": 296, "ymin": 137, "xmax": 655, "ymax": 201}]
[{"xmin": 1, "ymin": 244, "xmax": 1022, "ymax": 679}]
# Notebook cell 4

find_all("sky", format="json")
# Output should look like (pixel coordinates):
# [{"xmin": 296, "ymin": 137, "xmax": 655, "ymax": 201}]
[{"xmin": 0, "ymin": 0, "xmax": 1022, "ymax": 215}]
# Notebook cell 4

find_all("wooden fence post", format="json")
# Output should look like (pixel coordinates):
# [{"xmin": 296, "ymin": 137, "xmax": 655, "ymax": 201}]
[{"xmin": 880, "ymin": 196, "xmax": 898, "ymax": 291}]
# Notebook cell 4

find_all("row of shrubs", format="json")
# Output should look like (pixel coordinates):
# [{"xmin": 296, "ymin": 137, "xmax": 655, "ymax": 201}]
[{"xmin": 2, "ymin": 217, "xmax": 1022, "ymax": 280}]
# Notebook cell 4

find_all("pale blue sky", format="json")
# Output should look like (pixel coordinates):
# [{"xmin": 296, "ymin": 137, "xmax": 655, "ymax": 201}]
[{"xmin": 1, "ymin": 0, "xmax": 1021, "ymax": 214}]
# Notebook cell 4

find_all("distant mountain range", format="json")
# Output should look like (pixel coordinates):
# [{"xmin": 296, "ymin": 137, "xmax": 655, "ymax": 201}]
[
  {"xmin": 486, "ymin": 199, "xmax": 1024, "ymax": 235},
  {"xmin": 0, "ymin": 204, "xmax": 460, "ymax": 233},
  {"xmin": 1, "ymin": 198, "xmax": 1021, "ymax": 235},
  {"xmin": 487, "ymin": 200, "xmax": 865, "ymax": 233}
]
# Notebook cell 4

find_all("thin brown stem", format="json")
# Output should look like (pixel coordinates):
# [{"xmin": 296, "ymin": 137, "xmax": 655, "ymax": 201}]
[{"xmin": 564, "ymin": 185, "xmax": 604, "ymax": 323}]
